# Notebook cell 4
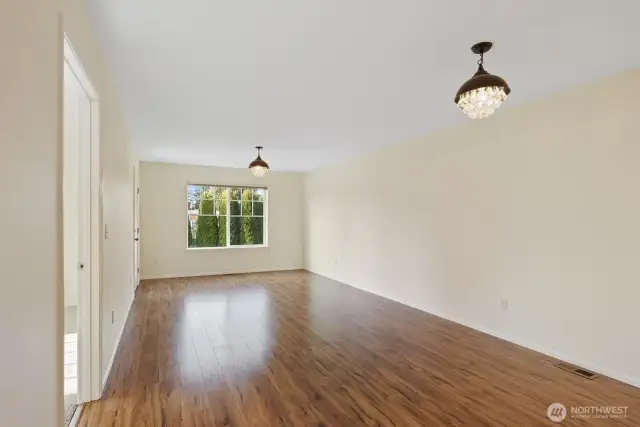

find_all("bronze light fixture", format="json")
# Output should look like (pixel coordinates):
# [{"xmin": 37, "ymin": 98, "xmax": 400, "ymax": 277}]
[
  {"xmin": 455, "ymin": 41, "xmax": 511, "ymax": 119},
  {"xmin": 249, "ymin": 146, "xmax": 269, "ymax": 177}
]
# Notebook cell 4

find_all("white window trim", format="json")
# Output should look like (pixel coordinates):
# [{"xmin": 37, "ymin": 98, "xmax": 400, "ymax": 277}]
[
  {"xmin": 186, "ymin": 184, "xmax": 269, "ymax": 250},
  {"xmin": 187, "ymin": 244, "xmax": 269, "ymax": 251}
]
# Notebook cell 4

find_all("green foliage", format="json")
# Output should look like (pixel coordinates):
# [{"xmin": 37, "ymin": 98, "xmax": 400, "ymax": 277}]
[
  {"xmin": 230, "ymin": 217, "xmax": 242, "ymax": 245},
  {"xmin": 187, "ymin": 185, "xmax": 205, "ymax": 210},
  {"xmin": 213, "ymin": 186, "xmax": 226, "ymax": 198},
  {"xmin": 188, "ymin": 219, "xmax": 194, "ymax": 247},
  {"xmin": 241, "ymin": 189, "xmax": 254, "ymax": 245},
  {"xmin": 190, "ymin": 186, "xmax": 265, "ymax": 247},
  {"xmin": 195, "ymin": 190, "xmax": 220, "ymax": 247},
  {"xmin": 196, "ymin": 216, "xmax": 219, "ymax": 247},
  {"xmin": 217, "ymin": 190, "xmax": 227, "ymax": 245},
  {"xmin": 251, "ymin": 217, "xmax": 263, "ymax": 245}
]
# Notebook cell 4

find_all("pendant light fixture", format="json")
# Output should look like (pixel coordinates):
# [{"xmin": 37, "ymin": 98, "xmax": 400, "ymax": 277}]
[
  {"xmin": 455, "ymin": 42, "xmax": 511, "ymax": 119},
  {"xmin": 249, "ymin": 146, "xmax": 269, "ymax": 177}
]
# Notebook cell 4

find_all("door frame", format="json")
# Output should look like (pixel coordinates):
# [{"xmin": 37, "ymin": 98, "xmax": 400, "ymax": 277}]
[
  {"xmin": 64, "ymin": 35, "xmax": 102, "ymax": 403},
  {"xmin": 133, "ymin": 165, "xmax": 140, "ymax": 291}
]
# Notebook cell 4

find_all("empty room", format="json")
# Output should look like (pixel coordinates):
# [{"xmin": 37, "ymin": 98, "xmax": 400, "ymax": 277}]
[{"xmin": 2, "ymin": 1, "xmax": 640, "ymax": 426}]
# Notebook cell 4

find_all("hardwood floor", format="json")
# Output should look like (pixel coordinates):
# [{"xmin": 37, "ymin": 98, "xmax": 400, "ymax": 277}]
[{"xmin": 80, "ymin": 271, "xmax": 639, "ymax": 426}]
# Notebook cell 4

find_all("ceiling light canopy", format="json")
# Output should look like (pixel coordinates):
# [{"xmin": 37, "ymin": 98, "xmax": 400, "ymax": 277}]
[
  {"xmin": 455, "ymin": 42, "xmax": 511, "ymax": 119},
  {"xmin": 249, "ymin": 146, "xmax": 269, "ymax": 177}
]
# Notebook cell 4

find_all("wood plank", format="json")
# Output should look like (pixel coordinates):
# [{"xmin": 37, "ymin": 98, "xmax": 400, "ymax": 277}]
[{"xmin": 83, "ymin": 271, "xmax": 640, "ymax": 426}]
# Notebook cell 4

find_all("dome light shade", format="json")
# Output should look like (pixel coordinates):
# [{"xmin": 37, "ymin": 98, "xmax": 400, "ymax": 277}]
[
  {"xmin": 455, "ymin": 42, "xmax": 511, "ymax": 119},
  {"xmin": 249, "ymin": 146, "xmax": 269, "ymax": 177}
]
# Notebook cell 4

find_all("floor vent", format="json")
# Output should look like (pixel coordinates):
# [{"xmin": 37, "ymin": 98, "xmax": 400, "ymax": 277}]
[{"xmin": 555, "ymin": 362, "xmax": 599, "ymax": 380}]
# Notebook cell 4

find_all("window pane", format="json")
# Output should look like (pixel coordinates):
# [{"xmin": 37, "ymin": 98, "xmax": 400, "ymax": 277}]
[
  {"xmin": 214, "ymin": 200, "xmax": 226, "ymax": 216},
  {"xmin": 212, "ymin": 186, "xmax": 226, "ymax": 199},
  {"xmin": 253, "ymin": 188, "xmax": 265, "ymax": 201},
  {"xmin": 194, "ymin": 215, "xmax": 224, "ymax": 247},
  {"xmin": 188, "ymin": 185, "xmax": 208, "ymax": 209},
  {"xmin": 230, "ymin": 217, "xmax": 243, "ymax": 245},
  {"xmin": 188, "ymin": 218, "xmax": 197, "ymax": 248},
  {"xmin": 199, "ymin": 199, "xmax": 214, "ymax": 215},
  {"xmin": 253, "ymin": 201, "xmax": 264, "ymax": 216},
  {"xmin": 230, "ymin": 216, "xmax": 263, "ymax": 245},
  {"xmin": 200, "ymin": 187, "xmax": 214, "ymax": 199},
  {"xmin": 251, "ymin": 217, "xmax": 264, "ymax": 245},
  {"xmin": 188, "ymin": 185, "xmax": 264, "ymax": 248},
  {"xmin": 230, "ymin": 188, "xmax": 242, "ymax": 200},
  {"xmin": 241, "ymin": 216, "xmax": 254, "ymax": 244},
  {"xmin": 242, "ymin": 189, "xmax": 252, "ymax": 216},
  {"xmin": 217, "ymin": 216, "xmax": 227, "ymax": 246},
  {"xmin": 217, "ymin": 194, "xmax": 227, "ymax": 215},
  {"xmin": 230, "ymin": 200, "xmax": 241, "ymax": 215},
  {"xmin": 230, "ymin": 217, "xmax": 263, "ymax": 245}
]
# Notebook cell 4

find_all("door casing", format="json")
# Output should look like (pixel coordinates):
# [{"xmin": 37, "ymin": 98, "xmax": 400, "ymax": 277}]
[
  {"xmin": 133, "ymin": 165, "xmax": 140, "ymax": 291},
  {"xmin": 64, "ymin": 35, "xmax": 102, "ymax": 403}
]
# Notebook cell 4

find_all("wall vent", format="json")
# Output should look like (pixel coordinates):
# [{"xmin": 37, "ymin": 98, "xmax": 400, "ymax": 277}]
[{"xmin": 555, "ymin": 362, "xmax": 599, "ymax": 380}]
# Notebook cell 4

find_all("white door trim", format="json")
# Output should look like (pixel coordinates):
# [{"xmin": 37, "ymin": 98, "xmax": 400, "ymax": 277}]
[
  {"xmin": 133, "ymin": 165, "xmax": 140, "ymax": 291},
  {"xmin": 64, "ymin": 34, "xmax": 102, "ymax": 403}
]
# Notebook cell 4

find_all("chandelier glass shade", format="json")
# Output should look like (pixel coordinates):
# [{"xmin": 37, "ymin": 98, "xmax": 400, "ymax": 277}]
[
  {"xmin": 455, "ymin": 42, "xmax": 511, "ymax": 119},
  {"xmin": 249, "ymin": 146, "xmax": 269, "ymax": 177}
]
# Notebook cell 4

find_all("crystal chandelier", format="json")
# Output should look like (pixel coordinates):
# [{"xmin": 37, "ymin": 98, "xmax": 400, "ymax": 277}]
[
  {"xmin": 249, "ymin": 146, "xmax": 269, "ymax": 177},
  {"xmin": 455, "ymin": 42, "xmax": 511, "ymax": 119}
]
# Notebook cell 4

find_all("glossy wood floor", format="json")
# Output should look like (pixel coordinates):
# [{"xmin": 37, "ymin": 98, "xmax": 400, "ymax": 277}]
[{"xmin": 80, "ymin": 271, "xmax": 639, "ymax": 426}]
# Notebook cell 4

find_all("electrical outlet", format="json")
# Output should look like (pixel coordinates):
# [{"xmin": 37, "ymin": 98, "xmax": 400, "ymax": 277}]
[
  {"xmin": 501, "ymin": 298, "xmax": 508, "ymax": 310},
  {"xmin": 111, "ymin": 310, "xmax": 115, "ymax": 324}
]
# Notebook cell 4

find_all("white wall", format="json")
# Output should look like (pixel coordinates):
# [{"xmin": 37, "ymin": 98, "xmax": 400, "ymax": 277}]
[
  {"xmin": 0, "ymin": 1, "xmax": 135, "ymax": 425},
  {"xmin": 140, "ymin": 162, "xmax": 304, "ymax": 279},
  {"xmin": 304, "ymin": 70, "xmax": 640, "ymax": 387}
]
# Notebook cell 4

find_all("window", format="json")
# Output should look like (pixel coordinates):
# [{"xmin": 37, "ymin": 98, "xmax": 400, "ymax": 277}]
[{"xmin": 187, "ymin": 184, "xmax": 266, "ymax": 248}]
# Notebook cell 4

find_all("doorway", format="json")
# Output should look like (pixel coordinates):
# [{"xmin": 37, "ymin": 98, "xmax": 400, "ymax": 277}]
[
  {"xmin": 63, "ymin": 57, "xmax": 86, "ymax": 422},
  {"xmin": 63, "ymin": 35, "xmax": 102, "ymax": 425}
]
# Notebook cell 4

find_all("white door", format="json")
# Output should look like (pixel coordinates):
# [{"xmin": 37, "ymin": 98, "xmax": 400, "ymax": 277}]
[
  {"xmin": 63, "ymin": 61, "xmax": 92, "ymax": 404},
  {"xmin": 133, "ymin": 166, "xmax": 140, "ymax": 290}
]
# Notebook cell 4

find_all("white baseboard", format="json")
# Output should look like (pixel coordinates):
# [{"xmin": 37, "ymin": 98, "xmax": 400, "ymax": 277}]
[
  {"xmin": 422, "ymin": 310, "xmax": 640, "ymax": 389},
  {"xmin": 307, "ymin": 269, "xmax": 640, "ymax": 389},
  {"xmin": 68, "ymin": 403, "xmax": 84, "ymax": 427},
  {"xmin": 140, "ymin": 266, "xmax": 302, "ymax": 281},
  {"xmin": 101, "ymin": 294, "xmax": 134, "ymax": 393}
]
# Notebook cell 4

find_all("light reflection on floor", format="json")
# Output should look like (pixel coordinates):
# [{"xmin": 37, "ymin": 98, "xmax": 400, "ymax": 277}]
[{"xmin": 182, "ymin": 286, "xmax": 274, "ymax": 382}]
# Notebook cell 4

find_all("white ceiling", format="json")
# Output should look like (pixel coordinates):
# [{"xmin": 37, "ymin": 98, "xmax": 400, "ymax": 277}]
[{"xmin": 87, "ymin": 0, "xmax": 640, "ymax": 171}]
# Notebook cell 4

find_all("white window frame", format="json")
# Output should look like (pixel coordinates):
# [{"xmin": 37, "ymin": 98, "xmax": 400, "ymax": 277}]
[{"xmin": 186, "ymin": 184, "xmax": 268, "ymax": 250}]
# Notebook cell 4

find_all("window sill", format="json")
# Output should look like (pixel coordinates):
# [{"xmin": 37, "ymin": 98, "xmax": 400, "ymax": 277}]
[{"xmin": 186, "ymin": 244, "xmax": 269, "ymax": 251}]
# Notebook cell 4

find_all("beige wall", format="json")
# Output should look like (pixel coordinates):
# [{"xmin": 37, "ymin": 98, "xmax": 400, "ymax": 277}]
[
  {"xmin": 0, "ymin": 2, "xmax": 62, "ymax": 425},
  {"xmin": 304, "ymin": 70, "xmax": 640, "ymax": 387},
  {"xmin": 0, "ymin": 1, "xmax": 134, "ymax": 425},
  {"xmin": 140, "ymin": 162, "xmax": 304, "ymax": 279}
]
